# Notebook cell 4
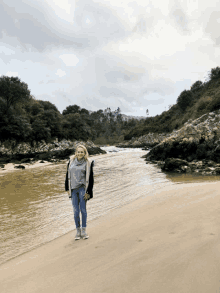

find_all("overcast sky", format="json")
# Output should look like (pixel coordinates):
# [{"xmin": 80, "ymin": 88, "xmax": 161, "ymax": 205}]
[{"xmin": 1, "ymin": 0, "xmax": 220, "ymax": 117}]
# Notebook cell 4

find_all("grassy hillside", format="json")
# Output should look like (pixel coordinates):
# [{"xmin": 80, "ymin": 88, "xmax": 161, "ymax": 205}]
[{"xmin": 124, "ymin": 68, "xmax": 220, "ymax": 140}]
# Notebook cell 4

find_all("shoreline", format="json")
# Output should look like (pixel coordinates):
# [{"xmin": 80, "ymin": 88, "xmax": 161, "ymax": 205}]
[
  {"xmin": 0, "ymin": 153, "xmax": 104, "ymax": 175},
  {"xmin": 1, "ymin": 180, "xmax": 220, "ymax": 292}
]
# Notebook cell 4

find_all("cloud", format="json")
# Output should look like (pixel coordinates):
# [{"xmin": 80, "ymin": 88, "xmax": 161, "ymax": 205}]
[
  {"xmin": 1, "ymin": 1, "xmax": 72, "ymax": 51},
  {"xmin": 141, "ymin": 78, "xmax": 176, "ymax": 96},
  {"xmin": 204, "ymin": 11, "xmax": 220, "ymax": 46},
  {"xmin": 59, "ymin": 54, "xmax": 80, "ymax": 66},
  {"xmin": 98, "ymin": 58, "xmax": 146, "ymax": 84},
  {"xmin": 169, "ymin": 1, "xmax": 189, "ymax": 33},
  {"xmin": 1, "ymin": 0, "xmax": 220, "ymax": 118},
  {"xmin": 0, "ymin": 0, "xmax": 129, "ymax": 52},
  {"xmin": 55, "ymin": 69, "xmax": 66, "ymax": 77},
  {"xmin": 5, "ymin": 71, "xmax": 19, "ymax": 77}
]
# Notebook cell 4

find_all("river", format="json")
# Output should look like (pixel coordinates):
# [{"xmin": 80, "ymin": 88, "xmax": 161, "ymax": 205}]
[{"xmin": 1, "ymin": 146, "xmax": 220, "ymax": 265}]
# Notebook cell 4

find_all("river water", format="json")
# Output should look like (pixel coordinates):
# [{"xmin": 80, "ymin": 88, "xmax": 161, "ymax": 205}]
[{"xmin": 1, "ymin": 146, "xmax": 220, "ymax": 265}]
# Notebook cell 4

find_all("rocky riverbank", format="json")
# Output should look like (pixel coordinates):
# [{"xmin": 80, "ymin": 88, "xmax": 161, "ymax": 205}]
[
  {"xmin": 0, "ymin": 139, "xmax": 106, "ymax": 170},
  {"xmin": 142, "ymin": 109, "xmax": 220, "ymax": 175},
  {"xmin": 116, "ymin": 133, "xmax": 170, "ymax": 149}
]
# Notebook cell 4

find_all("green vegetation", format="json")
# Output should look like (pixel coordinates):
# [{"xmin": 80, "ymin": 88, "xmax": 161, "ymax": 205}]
[
  {"xmin": 0, "ymin": 78, "xmax": 126, "ymax": 145},
  {"xmin": 124, "ymin": 66, "xmax": 220, "ymax": 140},
  {"xmin": 0, "ymin": 66, "xmax": 220, "ymax": 146}
]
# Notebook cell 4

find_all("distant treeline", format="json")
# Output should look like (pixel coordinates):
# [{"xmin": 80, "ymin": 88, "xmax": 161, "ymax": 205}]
[
  {"xmin": 0, "ymin": 76, "xmax": 135, "ymax": 145},
  {"xmin": 1, "ymin": 66, "xmax": 220, "ymax": 145}
]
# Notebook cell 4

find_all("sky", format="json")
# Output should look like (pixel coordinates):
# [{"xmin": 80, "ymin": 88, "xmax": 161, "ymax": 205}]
[{"xmin": 1, "ymin": 0, "xmax": 220, "ymax": 117}]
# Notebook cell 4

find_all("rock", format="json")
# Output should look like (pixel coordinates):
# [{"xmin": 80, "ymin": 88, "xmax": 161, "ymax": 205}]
[
  {"xmin": 0, "ymin": 140, "xmax": 106, "ymax": 164},
  {"xmin": 196, "ymin": 144, "xmax": 208, "ymax": 159},
  {"xmin": 14, "ymin": 165, "xmax": 25, "ymax": 169},
  {"xmin": 186, "ymin": 154, "xmax": 197, "ymax": 162},
  {"xmin": 0, "ymin": 164, "xmax": 4, "ymax": 168},
  {"xmin": 87, "ymin": 146, "xmax": 106, "ymax": 155},
  {"xmin": 142, "ymin": 109, "xmax": 220, "ymax": 174},
  {"xmin": 10, "ymin": 159, "xmax": 22, "ymax": 164},
  {"xmin": 205, "ymin": 160, "xmax": 216, "ymax": 167},
  {"xmin": 0, "ymin": 156, "xmax": 11, "ymax": 164},
  {"xmin": 157, "ymin": 161, "xmax": 165, "ymax": 168},
  {"xmin": 20, "ymin": 158, "xmax": 31, "ymax": 163},
  {"xmin": 185, "ymin": 166, "xmax": 192, "ymax": 173},
  {"xmin": 161, "ymin": 158, "xmax": 189, "ymax": 172},
  {"xmin": 117, "ymin": 132, "xmax": 169, "ymax": 149}
]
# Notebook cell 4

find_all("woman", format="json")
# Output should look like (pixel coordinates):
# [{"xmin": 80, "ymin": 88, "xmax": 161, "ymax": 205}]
[{"xmin": 65, "ymin": 145, "xmax": 94, "ymax": 240}]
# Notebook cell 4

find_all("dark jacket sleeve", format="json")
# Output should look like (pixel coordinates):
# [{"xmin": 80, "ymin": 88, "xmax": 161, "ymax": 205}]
[
  {"xmin": 65, "ymin": 160, "xmax": 70, "ymax": 191},
  {"xmin": 86, "ymin": 160, "xmax": 94, "ymax": 200}
]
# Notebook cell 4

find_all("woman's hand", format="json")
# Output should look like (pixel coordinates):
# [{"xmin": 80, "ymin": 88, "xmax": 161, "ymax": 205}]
[{"xmin": 83, "ymin": 193, "xmax": 90, "ymax": 201}]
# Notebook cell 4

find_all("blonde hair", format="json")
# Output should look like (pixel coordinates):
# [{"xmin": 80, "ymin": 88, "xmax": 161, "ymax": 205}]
[{"xmin": 70, "ymin": 144, "xmax": 89, "ymax": 162}]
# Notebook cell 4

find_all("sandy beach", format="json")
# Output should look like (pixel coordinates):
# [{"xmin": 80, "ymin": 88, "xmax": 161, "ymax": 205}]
[{"xmin": 1, "ymin": 180, "xmax": 220, "ymax": 293}]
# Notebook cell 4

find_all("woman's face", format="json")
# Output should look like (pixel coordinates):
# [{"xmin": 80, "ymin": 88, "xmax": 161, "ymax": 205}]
[{"xmin": 76, "ymin": 147, "xmax": 85, "ymax": 161}]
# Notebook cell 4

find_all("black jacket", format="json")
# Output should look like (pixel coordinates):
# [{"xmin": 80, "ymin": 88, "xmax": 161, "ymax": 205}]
[{"xmin": 65, "ymin": 159, "xmax": 94, "ymax": 200}]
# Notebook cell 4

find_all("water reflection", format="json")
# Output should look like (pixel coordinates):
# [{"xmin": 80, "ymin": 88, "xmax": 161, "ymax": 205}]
[{"xmin": 165, "ymin": 172, "xmax": 220, "ymax": 184}]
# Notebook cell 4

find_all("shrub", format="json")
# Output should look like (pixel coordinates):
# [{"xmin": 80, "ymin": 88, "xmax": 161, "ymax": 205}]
[
  {"xmin": 208, "ymin": 67, "xmax": 220, "ymax": 81},
  {"xmin": 177, "ymin": 90, "xmax": 193, "ymax": 111},
  {"xmin": 191, "ymin": 80, "xmax": 203, "ymax": 91},
  {"xmin": 210, "ymin": 97, "xmax": 220, "ymax": 111}
]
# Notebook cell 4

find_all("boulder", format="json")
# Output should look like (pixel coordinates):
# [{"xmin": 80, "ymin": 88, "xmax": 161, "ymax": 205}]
[
  {"xmin": 87, "ymin": 146, "xmax": 106, "ymax": 155},
  {"xmin": 14, "ymin": 165, "xmax": 25, "ymax": 169},
  {"xmin": 20, "ymin": 158, "xmax": 31, "ymax": 163},
  {"xmin": 161, "ymin": 158, "xmax": 189, "ymax": 172},
  {"xmin": 144, "ymin": 109, "xmax": 220, "ymax": 165}
]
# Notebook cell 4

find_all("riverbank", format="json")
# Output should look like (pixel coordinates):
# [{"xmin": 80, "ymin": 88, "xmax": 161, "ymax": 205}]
[
  {"xmin": 117, "ymin": 109, "xmax": 220, "ymax": 175},
  {"xmin": 0, "ymin": 140, "xmax": 106, "ymax": 172},
  {"xmin": 0, "ymin": 152, "xmax": 103, "ymax": 174},
  {"xmin": 1, "ymin": 180, "xmax": 220, "ymax": 293}
]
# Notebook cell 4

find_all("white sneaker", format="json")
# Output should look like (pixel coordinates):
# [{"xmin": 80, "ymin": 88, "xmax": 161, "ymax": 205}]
[
  {"xmin": 81, "ymin": 227, "xmax": 89, "ymax": 239},
  {"xmin": 75, "ymin": 228, "xmax": 81, "ymax": 240}
]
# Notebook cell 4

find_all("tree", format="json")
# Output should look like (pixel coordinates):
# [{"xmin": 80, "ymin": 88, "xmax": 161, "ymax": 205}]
[
  {"xmin": 104, "ymin": 107, "xmax": 111, "ymax": 121},
  {"xmin": 62, "ymin": 104, "xmax": 81, "ymax": 115},
  {"xmin": 38, "ymin": 110, "xmax": 62, "ymax": 138},
  {"xmin": 116, "ymin": 113, "xmax": 123, "ymax": 123},
  {"xmin": 208, "ymin": 67, "xmax": 220, "ymax": 81},
  {"xmin": 38, "ymin": 100, "xmax": 60, "ymax": 113},
  {"xmin": 177, "ymin": 90, "xmax": 193, "ymax": 111},
  {"xmin": 31, "ymin": 118, "xmax": 51, "ymax": 142},
  {"xmin": 0, "ymin": 76, "xmax": 31, "ymax": 114},
  {"xmin": 80, "ymin": 108, "xmax": 89, "ymax": 115},
  {"xmin": 0, "ymin": 107, "xmax": 32, "ymax": 142},
  {"xmin": 23, "ymin": 100, "xmax": 44, "ymax": 120},
  {"xmin": 190, "ymin": 80, "xmax": 203, "ymax": 92},
  {"xmin": 62, "ymin": 113, "xmax": 90, "ymax": 140}
]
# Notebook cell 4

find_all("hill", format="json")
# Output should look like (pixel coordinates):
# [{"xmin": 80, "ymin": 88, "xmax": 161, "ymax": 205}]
[{"xmin": 123, "ymin": 67, "xmax": 220, "ymax": 140}]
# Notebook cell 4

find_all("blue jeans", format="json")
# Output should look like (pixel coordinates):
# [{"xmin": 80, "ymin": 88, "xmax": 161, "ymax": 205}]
[{"xmin": 71, "ymin": 186, "xmax": 87, "ymax": 228}]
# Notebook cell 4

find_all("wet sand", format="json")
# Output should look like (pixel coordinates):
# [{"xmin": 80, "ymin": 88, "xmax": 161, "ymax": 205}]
[{"xmin": 1, "ymin": 181, "xmax": 220, "ymax": 293}]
